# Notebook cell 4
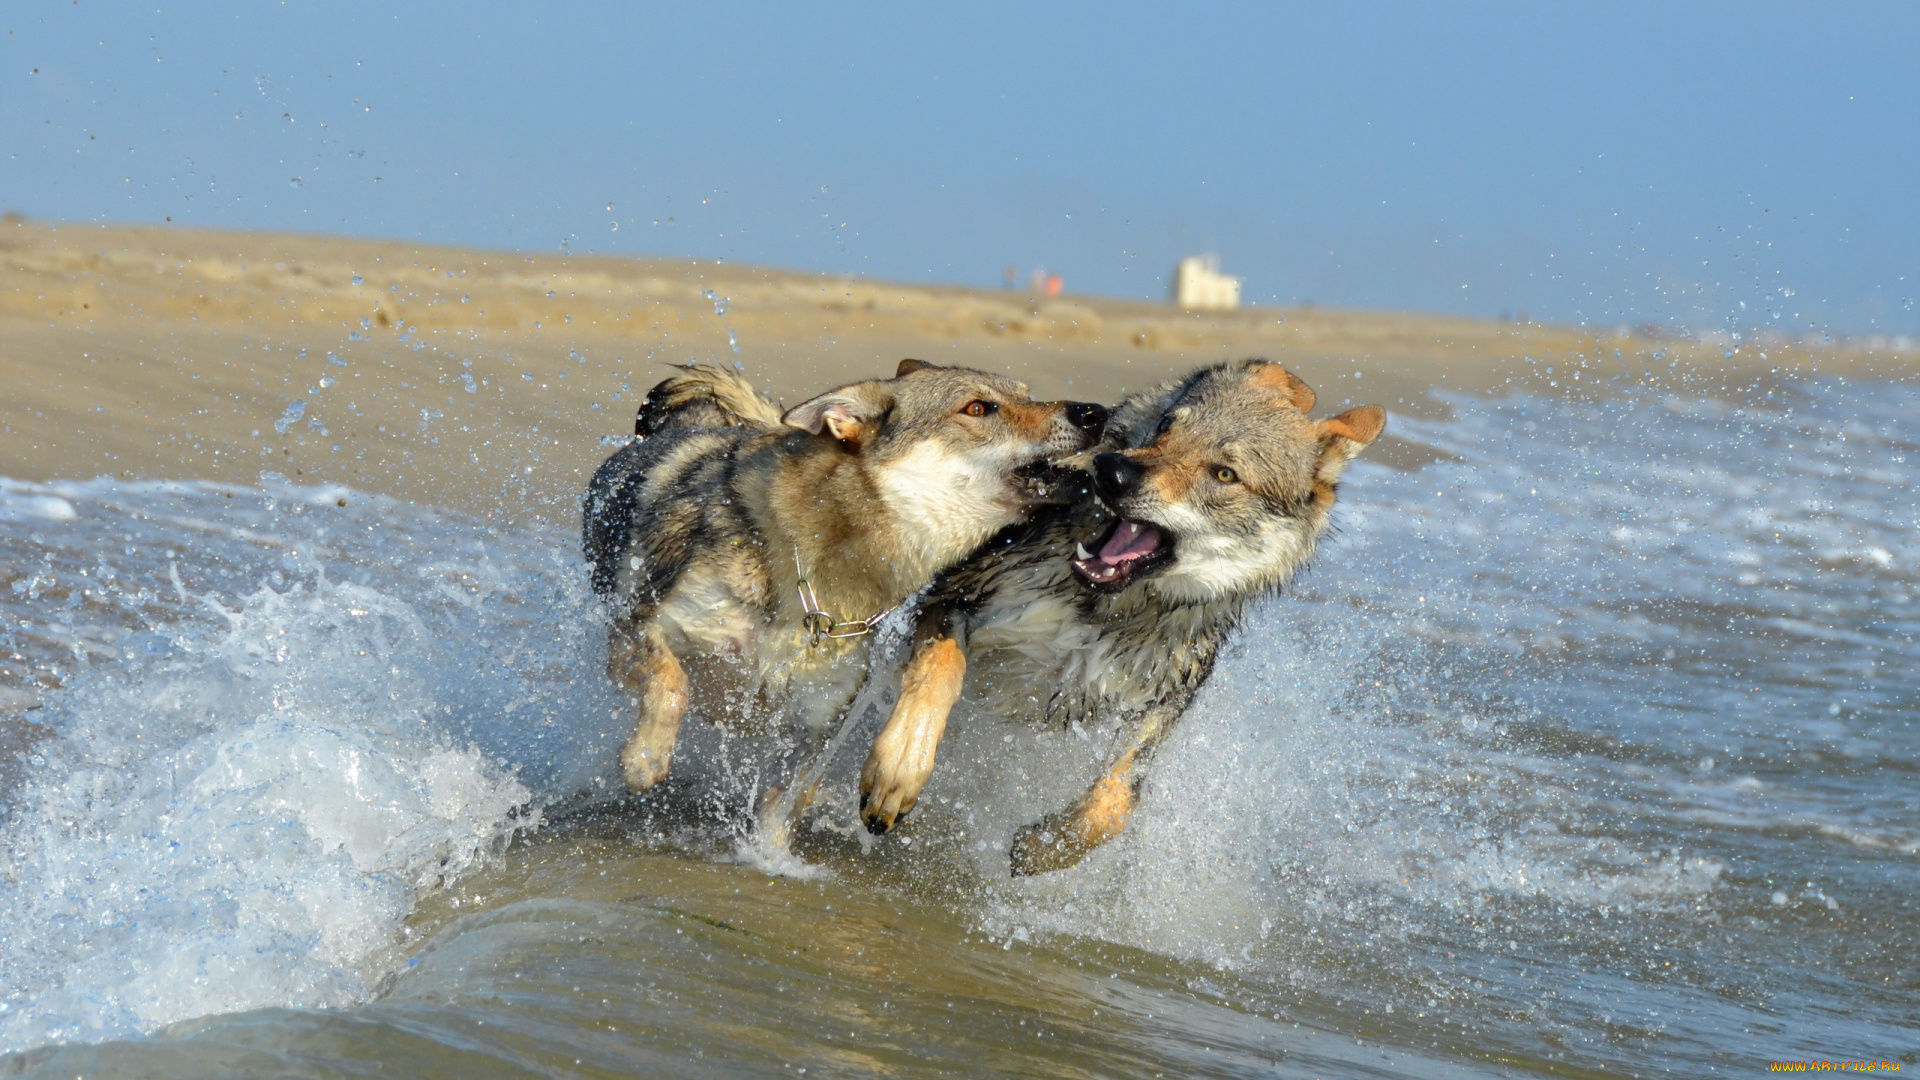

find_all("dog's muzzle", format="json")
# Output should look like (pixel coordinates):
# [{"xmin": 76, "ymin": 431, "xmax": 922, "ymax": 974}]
[{"xmin": 1066, "ymin": 402, "xmax": 1109, "ymax": 437}]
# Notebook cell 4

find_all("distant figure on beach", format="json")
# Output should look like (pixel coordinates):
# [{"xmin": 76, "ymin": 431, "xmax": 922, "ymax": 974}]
[{"xmin": 1171, "ymin": 255, "xmax": 1240, "ymax": 310}]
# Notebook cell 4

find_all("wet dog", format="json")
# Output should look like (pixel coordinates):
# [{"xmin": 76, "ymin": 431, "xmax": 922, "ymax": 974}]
[
  {"xmin": 856, "ymin": 359, "xmax": 1384, "ymax": 873},
  {"xmin": 581, "ymin": 360, "xmax": 1106, "ymax": 833}
]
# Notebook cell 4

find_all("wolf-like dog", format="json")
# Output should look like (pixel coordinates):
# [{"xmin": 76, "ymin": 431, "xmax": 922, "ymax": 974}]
[
  {"xmin": 581, "ymin": 360, "xmax": 1107, "ymax": 824},
  {"xmin": 856, "ymin": 359, "xmax": 1384, "ymax": 874}
]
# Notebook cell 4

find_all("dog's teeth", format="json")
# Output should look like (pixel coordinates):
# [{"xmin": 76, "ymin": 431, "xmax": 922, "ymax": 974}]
[{"xmin": 1075, "ymin": 542, "xmax": 1094, "ymax": 560}]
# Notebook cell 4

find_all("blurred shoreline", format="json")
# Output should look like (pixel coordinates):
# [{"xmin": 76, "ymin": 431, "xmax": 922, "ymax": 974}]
[{"xmin": 3, "ymin": 218, "xmax": 1911, "ymax": 521}]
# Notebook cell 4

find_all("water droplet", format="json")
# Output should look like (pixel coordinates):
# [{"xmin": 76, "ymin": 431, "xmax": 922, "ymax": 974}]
[
  {"xmin": 700, "ymin": 290, "xmax": 743, "ymax": 353},
  {"xmin": 273, "ymin": 400, "xmax": 307, "ymax": 434},
  {"xmin": 351, "ymin": 274, "xmax": 363, "ymax": 286}
]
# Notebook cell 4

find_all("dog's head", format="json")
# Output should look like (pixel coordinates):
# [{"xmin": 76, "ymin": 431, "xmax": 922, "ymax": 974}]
[
  {"xmin": 1070, "ymin": 359, "xmax": 1384, "ymax": 601},
  {"xmin": 784, "ymin": 358, "xmax": 1108, "ymax": 556}
]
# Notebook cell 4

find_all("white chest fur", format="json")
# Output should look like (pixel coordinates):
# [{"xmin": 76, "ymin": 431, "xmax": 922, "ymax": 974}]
[{"xmin": 872, "ymin": 442, "xmax": 1023, "ymax": 568}]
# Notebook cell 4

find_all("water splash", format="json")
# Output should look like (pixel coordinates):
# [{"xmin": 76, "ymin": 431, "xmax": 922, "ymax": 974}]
[
  {"xmin": 0, "ymin": 479, "xmax": 632, "ymax": 1053},
  {"xmin": 700, "ymin": 289, "xmax": 743, "ymax": 353},
  {"xmin": 0, "ymin": 577, "xmax": 533, "ymax": 1050}
]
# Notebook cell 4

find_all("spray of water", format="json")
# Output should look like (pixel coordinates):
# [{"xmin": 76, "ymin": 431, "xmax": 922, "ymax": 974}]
[{"xmin": 699, "ymin": 289, "xmax": 743, "ymax": 353}]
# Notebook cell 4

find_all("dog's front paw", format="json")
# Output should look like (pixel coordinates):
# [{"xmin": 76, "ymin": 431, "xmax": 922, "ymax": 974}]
[
  {"xmin": 1010, "ymin": 764, "xmax": 1140, "ymax": 874},
  {"xmin": 858, "ymin": 770, "xmax": 920, "ymax": 835},
  {"xmin": 620, "ymin": 734, "xmax": 674, "ymax": 793},
  {"xmin": 859, "ymin": 741, "xmax": 930, "ymax": 835}
]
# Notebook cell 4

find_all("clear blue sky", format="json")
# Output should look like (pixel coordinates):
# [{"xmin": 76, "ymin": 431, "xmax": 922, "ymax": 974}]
[{"xmin": 4, "ymin": 2, "xmax": 1916, "ymax": 335}]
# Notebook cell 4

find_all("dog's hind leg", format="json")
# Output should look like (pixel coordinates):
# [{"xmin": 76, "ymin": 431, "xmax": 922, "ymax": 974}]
[
  {"xmin": 610, "ymin": 618, "xmax": 690, "ymax": 792},
  {"xmin": 860, "ymin": 614, "xmax": 967, "ymax": 834},
  {"xmin": 752, "ymin": 722, "xmax": 836, "ymax": 851},
  {"xmin": 1009, "ymin": 697, "xmax": 1189, "ymax": 876}
]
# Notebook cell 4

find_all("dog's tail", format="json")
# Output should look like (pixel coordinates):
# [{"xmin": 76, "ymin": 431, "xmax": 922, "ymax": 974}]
[{"xmin": 634, "ymin": 363, "xmax": 786, "ymax": 438}]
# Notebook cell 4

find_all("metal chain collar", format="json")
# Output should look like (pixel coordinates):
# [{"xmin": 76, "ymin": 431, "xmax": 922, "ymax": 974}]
[{"xmin": 793, "ymin": 547, "xmax": 897, "ymax": 645}]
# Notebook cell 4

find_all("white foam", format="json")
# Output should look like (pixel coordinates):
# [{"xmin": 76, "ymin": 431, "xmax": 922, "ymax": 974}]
[
  {"xmin": 975, "ymin": 605, "xmax": 1727, "ymax": 975},
  {"xmin": 0, "ymin": 490, "xmax": 76, "ymax": 523},
  {"xmin": 0, "ymin": 578, "xmax": 533, "ymax": 1050},
  {"xmin": 0, "ymin": 477, "xmax": 634, "ymax": 1054}
]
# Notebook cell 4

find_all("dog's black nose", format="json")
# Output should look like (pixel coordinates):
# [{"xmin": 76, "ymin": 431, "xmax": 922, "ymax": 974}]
[
  {"xmin": 1066, "ymin": 401, "xmax": 1108, "ymax": 434},
  {"xmin": 1092, "ymin": 452, "xmax": 1144, "ymax": 503}
]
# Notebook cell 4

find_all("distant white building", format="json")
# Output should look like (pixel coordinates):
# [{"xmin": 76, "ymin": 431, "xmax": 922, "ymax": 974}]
[{"xmin": 1171, "ymin": 255, "xmax": 1241, "ymax": 310}]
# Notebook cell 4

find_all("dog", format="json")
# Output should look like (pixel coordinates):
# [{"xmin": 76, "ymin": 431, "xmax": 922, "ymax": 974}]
[
  {"xmin": 855, "ymin": 358, "xmax": 1384, "ymax": 874},
  {"xmin": 581, "ymin": 359, "xmax": 1107, "ymax": 833}
]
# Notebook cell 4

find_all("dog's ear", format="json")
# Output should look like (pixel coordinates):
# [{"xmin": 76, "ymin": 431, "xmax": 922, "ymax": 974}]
[
  {"xmin": 896, "ymin": 358, "xmax": 938, "ymax": 377},
  {"xmin": 1246, "ymin": 361, "xmax": 1316, "ymax": 413},
  {"xmin": 784, "ymin": 384, "xmax": 894, "ymax": 449},
  {"xmin": 1314, "ymin": 405, "xmax": 1385, "ymax": 484}
]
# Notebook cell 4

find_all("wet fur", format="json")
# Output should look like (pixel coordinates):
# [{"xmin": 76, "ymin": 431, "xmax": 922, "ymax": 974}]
[
  {"xmin": 858, "ymin": 359, "xmax": 1384, "ymax": 874},
  {"xmin": 582, "ymin": 361, "xmax": 1105, "ymax": 826}
]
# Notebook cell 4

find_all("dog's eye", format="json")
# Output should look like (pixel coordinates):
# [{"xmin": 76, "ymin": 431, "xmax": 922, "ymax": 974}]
[
  {"xmin": 962, "ymin": 399, "xmax": 998, "ymax": 417},
  {"xmin": 1155, "ymin": 415, "xmax": 1174, "ymax": 435},
  {"xmin": 1213, "ymin": 466, "xmax": 1239, "ymax": 484}
]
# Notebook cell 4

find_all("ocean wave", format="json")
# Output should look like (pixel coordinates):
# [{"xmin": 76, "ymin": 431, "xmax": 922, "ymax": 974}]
[{"xmin": 0, "ymin": 478, "xmax": 629, "ymax": 1053}]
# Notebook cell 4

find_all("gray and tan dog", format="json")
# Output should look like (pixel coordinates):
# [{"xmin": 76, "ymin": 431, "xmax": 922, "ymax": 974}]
[
  {"xmin": 857, "ymin": 359, "xmax": 1384, "ymax": 873},
  {"xmin": 582, "ymin": 360, "xmax": 1107, "ymax": 829}
]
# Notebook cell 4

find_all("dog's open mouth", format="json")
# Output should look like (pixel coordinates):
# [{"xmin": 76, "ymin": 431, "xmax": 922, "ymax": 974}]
[{"xmin": 1071, "ymin": 519, "xmax": 1171, "ymax": 588}]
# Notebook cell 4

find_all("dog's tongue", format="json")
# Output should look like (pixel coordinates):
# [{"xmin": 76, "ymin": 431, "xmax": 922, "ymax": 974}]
[{"xmin": 1097, "ymin": 520, "xmax": 1162, "ymax": 563}]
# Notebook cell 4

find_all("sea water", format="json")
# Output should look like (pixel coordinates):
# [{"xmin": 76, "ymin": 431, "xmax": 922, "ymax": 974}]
[{"xmin": 0, "ymin": 375, "xmax": 1913, "ymax": 1077}]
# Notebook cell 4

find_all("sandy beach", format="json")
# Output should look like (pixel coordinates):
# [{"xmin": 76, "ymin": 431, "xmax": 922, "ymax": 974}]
[{"xmin": 5, "ymin": 218, "xmax": 1905, "ymax": 523}]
